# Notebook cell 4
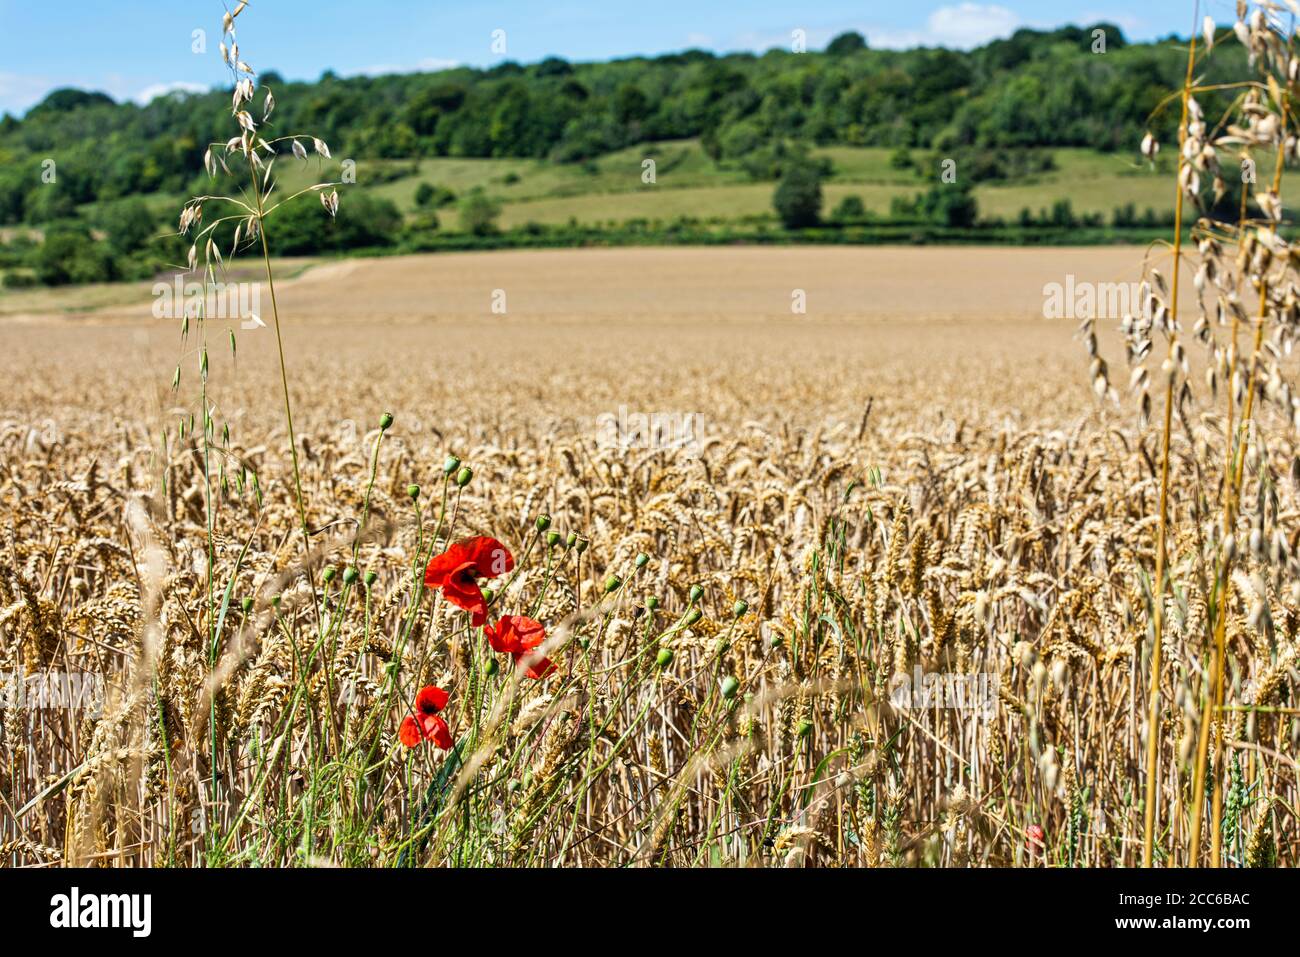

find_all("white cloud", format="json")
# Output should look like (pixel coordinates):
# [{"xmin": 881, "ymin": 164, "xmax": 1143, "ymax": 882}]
[
  {"xmin": 355, "ymin": 57, "xmax": 460, "ymax": 77},
  {"xmin": 927, "ymin": 3, "xmax": 1020, "ymax": 47},
  {"xmin": 135, "ymin": 81, "xmax": 208, "ymax": 105},
  {"xmin": 869, "ymin": 3, "xmax": 1024, "ymax": 50}
]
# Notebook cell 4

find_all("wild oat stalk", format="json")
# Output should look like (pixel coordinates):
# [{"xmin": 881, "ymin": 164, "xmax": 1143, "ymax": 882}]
[{"xmin": 1143, "ymin": 18, "xmax": 1199, "ymax": 871}]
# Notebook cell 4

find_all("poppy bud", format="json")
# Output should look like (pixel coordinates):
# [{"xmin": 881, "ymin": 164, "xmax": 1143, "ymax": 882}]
[
  {"xmin": 485, "ymin": 658, "xmax": 499, "ymax": 676},
  {"xmin": 1026, "ymin": 824, "xmax": 1046, "ymax": 849},
  {"xmin": 689, "ymin": 584, "xmax": 703, "ymax": 604},
  {"xmin": 407, "ymin": 484, "xmax": 421, "ymax": 500},
  {"xmin": 455, "ymin": 466, "xmax": 473, "ymax": 488},
  {"xmin": 604, "ymin": 575, "xmax": 621, "ymax": 594},
  {"xmin": 733, "ymin": 599, "xmax": 748, "ymax": 618},
  {"xmin": 796, "ymin": 719, "xmax": 813, "ymax": 738},
  {"xmin": 271, "ymin": 595, "xmax": 281, "ymax": 608},
  {"xmin": 578, "ymin": 636, "xmax": 590, "ymax": 650},
  {"xmin": 635, "ymin": 552, "xmax": 649, "ymax": 569},
  {"xmin": 443, "ymin": 454, "xmax": 461, "ymax": 476},
  {"xmin": 656, "ymin": 648, "xmax": 674, "ymax": 667},
  {"xmin": 720, "ymin": 676, "xmax": 739, "ymax": 700},
  {"xmin": 240, "ymin": 597, "xmax": 254, "ymax": 613},
  {"xmin": 364, "ymin": 570, "xmax": 377, "ymax": 586},
  {"xmin": 322, "ymin": 566, "xmax": 336, "ymax": 583},
  {"xmin": 342, "ymin": 566, "xmax": 358, "ymax": 585},
  {"xmin": 684, "ymin": 607, "xmax": 702, "ymax": 627},
  {"xmin": 379, "ymin": 412, "xmax": 394, "ymax": 431},
  {"xmin": 536, "ymin": 514, "xmax": 551, "ymax": 531},
  {"xmin": 646, "ymin": 595, "xmax": 660, "ymax": 611},
  {"xmin": 547, "ymin": 531, "xmax": 561, "ymax": 548},
  {"xmin": 482, "ymin": 586, "xmax": 495, "ymax": 603},
  {"xmin": 576, "ymin": 537, "xmax": 589, "ymax": 554},
  {"xmin": 565, "ymin": 532, "xmax": 577, "ymax": 549}
]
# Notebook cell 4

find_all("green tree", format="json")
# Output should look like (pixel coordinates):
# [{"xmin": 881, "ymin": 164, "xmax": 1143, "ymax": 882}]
[
  {"xmin": 459, "ymin": 188, "xmax": 502, "ymax": 235},
  {"xmin": 827, "ymin": 31, "xmax": 867, "ymax": 55},
  {"xmin": 97, "ymin": 197, "xmax": 156, "ymax": 253},
  {"xmin": 772, "ymin": 160, "xmax": 823, "ymax": 228},
  {"xmin": 832, "ymin": 194, "xmax": 866, "ymax": 222},
  {"xmin": 32, "ymin": 224, "xmax": 117, "ymax": 285},
  {"xmin": 920, "ymin": 182, "xmax": 979, "ymax": 227}
]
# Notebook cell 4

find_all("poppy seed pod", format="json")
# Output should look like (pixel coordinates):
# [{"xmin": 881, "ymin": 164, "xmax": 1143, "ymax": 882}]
[
  {"xmin": 379, "ymin": 412, "xmax": 393, "ymax": 431},
  {"xmin": 536, "ymin": 514, "xmax": 551, "ymax": 531},
  {"xmin": 455, "ymin": 466, "xmax": 473, "ymax": 488},
  {"xmin": 646, "ymin": 595, "xmax": 660, "ymax": 611},
  {"xmin": 689, "ymin": 584, "xmax": 703, "ymax": 604},
  {"xmin": 796, "ymin": 719, "xmax": 813, "ymax": 738},
  {"xmin": 733, "ymin": 599, "xmax": 748, "ymax": 618},
  {"xmin": 565, "ymin": 532, "xmax": 577, "ymax": 549},
  {"xmin": 546, "ymin": 531, "xmax": 561, "ymax": 548},
  {"xmin": 1026, "ymin": 823, "xmax": 1045, "ymax": 849},
  {"xmin": 604, "ymin": 575, "xmax": 621, "ymax": 594},
  {"xmin": 443, "ymin": 454, "xmax": 461, "ymax": 476},
  {"xmin": 656, "ymin": 648, "xmax": 674, "ymax": 667},
  {"xmin": 635, "ymin": 552, "xmax": 649, "ymax": 569},
  {"xmin": 720, "ymin": 676, "xmax": 739, "ymax": 699},
  {"xmin": 485, "ymin": 657, "xmax": 499, "ymax": 677},
  {"xmin": 271, "ymin": 595, "xmax": 281, "ymax": 608},
  {"xmin": 241, "ymin": 597, "xmax": 254, "ymax": 613},
  {"xmin": 576, "ymin": 537, "xmax": 589, "ymax": 554},
  {"xmin": 342, "ymin": 566, "xmax": 358, "ymax": 585},
  {"xmin": 482, "ymin": 586, "xmax": 495, "ymax": 603},
  {"xmin": 364, "ymin": 570, "xmax": 377, "ymax": 586},
  {"xmin": 322, "ymin": 566, "xmax": 336, "ymax": 583},
  {"xmin": 407, "ymin": 484, "xmax": 421, "ymax": 500},
  {"xmin": 684, "ymin": 607, "xmax": 702, "ymax": 627}
]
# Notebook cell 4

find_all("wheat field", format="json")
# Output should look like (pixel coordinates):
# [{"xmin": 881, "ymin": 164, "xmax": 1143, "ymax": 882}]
[{"xmin": 0, "ymin": 242, "xmax": 1295, "ymax": 868}]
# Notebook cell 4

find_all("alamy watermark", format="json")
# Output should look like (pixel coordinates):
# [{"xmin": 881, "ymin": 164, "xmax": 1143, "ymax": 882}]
[
  {"xmin": 889, "ymin": 666, "xmax": 996, "ymax": 718},
  {"xmin": 1, "ymin": 671, "xmax": 104, "ymax": 716},
  {"xmin": 596, "ymin": 405, "xmax": 704, "ymax": 455},
  {"xmin": 1042, "ymin": 274, "xmax": 1152, "ymax": 321},
  {"xmin": 152, "ymin": 276, "xmax": 263, "ymax": 328}
]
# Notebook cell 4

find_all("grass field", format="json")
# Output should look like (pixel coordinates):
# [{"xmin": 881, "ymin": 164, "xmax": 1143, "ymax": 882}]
[
  {"xmin": 71, "ymin": 141, "xmax": 1177, "ymax": 236},
  {"xmin": 3, "ymin": 245, "xmax": 1296, "ymax": 867},
  {"xmin": 326, "ymin": 142, "xmax": 1176, "ymax": 227}
]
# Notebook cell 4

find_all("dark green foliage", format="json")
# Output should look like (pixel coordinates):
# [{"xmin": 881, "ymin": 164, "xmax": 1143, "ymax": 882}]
[
  {"xmin": 832, "ymin": 194, "xmax": 867, "ymax": 222},
  {"xmin": 0, "ymin": 23, "xmax": 1236, "ymax": 230},
  {"xmin": 31, "ymin": 222, "xmax": 117, "ymax": 285},
  {"xmin": 773, "ymin": 160, "xmax": 823, "ymax": 228},
  {"xmin": 892, "ymin": 182, "xmax": 979, "ymax": 227},
  {"xmin": 459, "ymin": 188, "xmax": 502, "ymax": 236},
  {"xmin": 826, "ymin": 32, "xmax": 867, "ymax": 56},
  {"xmin": 264, "ymin": 190, "xmax": 402, "ymax": 254}
]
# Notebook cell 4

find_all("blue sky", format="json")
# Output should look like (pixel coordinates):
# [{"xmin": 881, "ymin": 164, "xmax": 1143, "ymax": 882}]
[{"xmin": 0, "ymin": 1, "xmax": 1236, "ymax": 116}]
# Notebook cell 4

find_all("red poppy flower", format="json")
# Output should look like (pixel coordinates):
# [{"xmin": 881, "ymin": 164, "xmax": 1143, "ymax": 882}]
[
  {"xmin": 424, "ymin": 537, "xmax": 515, "ymax": 626},
  {"xmin": 399, "ymin": 684, "xmax": 453, "ymax": 749},
  {"xmin": 484, "ymin": 614, "xmax": 556, "ymax": 680}
]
